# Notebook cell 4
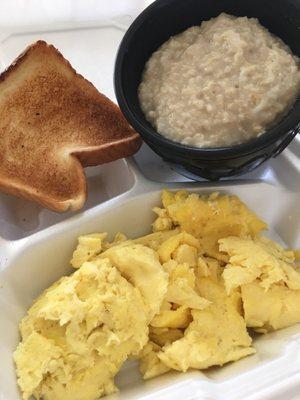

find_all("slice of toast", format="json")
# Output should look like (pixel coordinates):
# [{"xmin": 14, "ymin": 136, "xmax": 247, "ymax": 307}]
[{"xmin": 0, "ymin": 41, "xmax": 141, "ymax": 212}]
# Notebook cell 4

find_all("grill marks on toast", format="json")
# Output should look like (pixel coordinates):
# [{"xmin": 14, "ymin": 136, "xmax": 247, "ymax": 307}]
[{"xmin": 0, "ymin": 41, "xmax": 141, "ymax": 211}]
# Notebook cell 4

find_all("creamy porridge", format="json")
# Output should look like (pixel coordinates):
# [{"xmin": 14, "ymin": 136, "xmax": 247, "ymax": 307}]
[{"xmin": 138, "ymin": 13, "xmax": 300, "ymax": 148}]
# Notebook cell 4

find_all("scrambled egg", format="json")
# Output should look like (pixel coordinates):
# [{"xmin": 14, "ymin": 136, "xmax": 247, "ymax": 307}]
[
  {"xmin": 99, "ymin": 242, "xmax": 168, "ymax": 322},
  {"xmin": 14, "ymin": 246, "xmax": 167, "ymax": 400},
  {"xmin": 158, "ymin": 272, "xmax": 255, "ymax": 372},
  {"xmin": 139, "ymin": 342, "xmax": 171, "ymax": 379},
  {"xmin": 154, "ymin": 190, "xmax": 267, "ymax": 261},
  {"xmin": 220, "ymin": 236, "xmax": 300, "ymax": 332},
  {"xmin": 139, "ymin": 190, "xmax": 300, "ymax": 378},
  {"xmin": 14, "ymin": 190, "xmax": 300, "ymax": 400}
]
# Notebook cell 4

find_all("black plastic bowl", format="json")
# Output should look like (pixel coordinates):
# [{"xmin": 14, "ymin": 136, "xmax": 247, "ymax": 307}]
[{"xmin": 114, "ymin": 0, "xmax": 300, "ymax": 180}]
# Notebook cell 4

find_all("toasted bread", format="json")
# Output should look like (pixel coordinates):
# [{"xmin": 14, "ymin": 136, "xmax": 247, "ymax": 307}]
[{"xmin": 0, "ymin": 41, "xmax": 141, "ymax": 212}]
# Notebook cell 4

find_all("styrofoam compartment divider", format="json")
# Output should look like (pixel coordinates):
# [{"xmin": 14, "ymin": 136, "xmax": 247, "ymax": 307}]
[{"xmin": 0, "ymin": 9, "xmax": 299, "ymax": 400}]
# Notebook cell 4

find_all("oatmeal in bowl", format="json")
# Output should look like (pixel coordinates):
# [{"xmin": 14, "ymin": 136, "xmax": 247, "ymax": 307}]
[
  {"xmin": 138, "ymin": 13, "xmax": 300, "ymax": 148},
  {"xmin": 114, "ymin": 0, "xmax": 300, "ymax": 179}
]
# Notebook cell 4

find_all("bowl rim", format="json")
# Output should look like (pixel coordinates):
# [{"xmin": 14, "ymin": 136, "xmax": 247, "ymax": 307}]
[{"xmin": 114, "ymin": 0, "xmax": 300, "ymax": 158}]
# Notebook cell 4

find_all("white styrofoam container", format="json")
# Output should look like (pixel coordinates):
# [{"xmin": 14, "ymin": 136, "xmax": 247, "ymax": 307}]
[{"xmin": 0, "ymin": 2, "xmax": 299, "ymax": 399}]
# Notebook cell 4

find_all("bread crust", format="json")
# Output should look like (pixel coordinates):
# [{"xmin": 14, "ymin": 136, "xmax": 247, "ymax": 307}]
[{"xmin": 0, "ymin": 41, "xmax": 141, "ymax": 212}]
